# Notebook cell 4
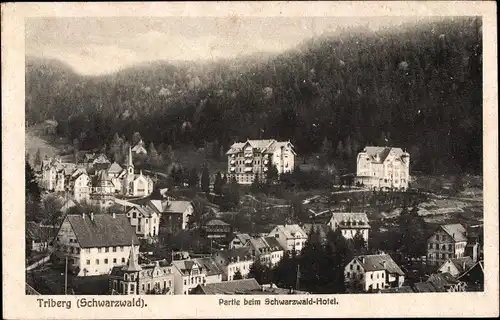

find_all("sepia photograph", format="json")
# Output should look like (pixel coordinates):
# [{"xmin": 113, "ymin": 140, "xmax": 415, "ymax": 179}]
[{"xmin": 2, "ymin": 1, "xmax": 498, "ymax": 319}]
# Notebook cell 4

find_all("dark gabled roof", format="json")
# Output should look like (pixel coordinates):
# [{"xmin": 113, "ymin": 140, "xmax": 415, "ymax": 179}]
[
  {"xmin": 440, "ymin": 224, "xmax": 468, "ymax": 242},
  {"xmin": 65, "ymin": 213, "xmax": 139, "ymax": 248},
  {"xmin": 412, "ymin": 282, "xmax": 446, "ymax": 293},
  {"xmin": 355, "ymin": 254, "xmax": 405, "ymax": 276},
  {"xmin": 448, "ymin": 257, "xmax": 475, "ymax": 274},
  {"xmin": 195, "ymin": 278, "xmax": 261, "ymax": 294},
  {"xmin": 215, "ymin": 247, "xmax": 253, "ymax": 262},
  {"xmin": 380, "ymin": 286, "xmax": 414, "ymax": 293},
  {"xmin": 194, "ymin": 257, "xmax": 223, "ymax": 276},
  {"xmin": 427, "ymin": 272, "xmax": 461, "ymax": 288}
]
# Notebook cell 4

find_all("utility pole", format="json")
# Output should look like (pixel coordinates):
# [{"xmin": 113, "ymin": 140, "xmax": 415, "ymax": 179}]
[{"xmin": 64, "ymin": 256, "xmax": 68, "ymax": 295}]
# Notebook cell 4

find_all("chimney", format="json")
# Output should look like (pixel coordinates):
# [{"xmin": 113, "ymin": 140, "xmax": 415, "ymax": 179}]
[{"xmin": 90, "ymin": 212, "xmax": 94, "ymax": 221}]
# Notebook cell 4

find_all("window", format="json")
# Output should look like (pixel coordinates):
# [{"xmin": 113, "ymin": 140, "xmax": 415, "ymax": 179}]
[
  {"xmin": 98, "ymin": 248, "xmax": 102, "ymax": 253},
  {"xmin": 133, "ymin": 212, "xmax": 137, "ymax": 219},
  {"xmin": 113, "ymin": 247, "xmax": 117, "ymax": 252},
  {"xmin": 130, "ymin": 284, "xmax": 135, "ymax": 293},
  {"xmin": 448, "ymin": 244, "xmax": 452, "ymax": 251},
  {"xmin": 350, "ymin": 265, "xmax": 353, "ymax": 270},
  {"xmin": 122, "ymin": 258, "xmax": 126, "ymax": 263},
  {"xmin": 347, "ymin": 272, "xmax": 350, "ymax": 278},
  {"xmin": 441, "ymin": 253, "xmax": 446, "ymax": 259},
  {"xmin": 442, "ymin": 245, "xmax": 446, "ymax": 250},
  {"xmin": 142, "ymin": 284, "xmax": 145, "ymax": 291},
  {"xmin": 357, "ymin": 265, "xmax": 360, "ymax": 271},
  {"xmin": 85, "ymin": 248, "xmax": 91, "ymax": 253},
  {"xmin": 86, "ymin": 260, "xmax": 90, "ymax": 265},
  {"xmin": 113, "ymin": 258, "xmax": 117, "ymax": 264},
  {"xmin": 429, "ymin": 243, "xmax": 433, "ymax": 249},
  {"xmin": 104, "ymin": 258, "xmax": 108, "ymax": 264},
  {"xmin": 370, "ymin": 274, "xmax": 373, "ymax": 280},
  {"xmin": 105, "ymin": 247, "xmax": 110, "ymax": 253},
  {"xmin": 184, "ymin": 279, "xmax": 187, "ymax": 285},
  {"xmin": 96, "ymin": 259, "xmax": 99, "ymax": 265},
  {"xmin": 147, "ymin": 283, "xmax": 151, "ymax": 291},
  {"xmin": 121, "ymin": 246, "xmax": 124, "ymax": 252},
  {"xmin": 382, "ymin": 273, "xmax": 385, "ymax": 278}
]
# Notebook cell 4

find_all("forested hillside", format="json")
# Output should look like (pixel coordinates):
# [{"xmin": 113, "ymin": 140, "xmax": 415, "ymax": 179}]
[{"xmin": 25, "ymin": 17, "xmax": 482, "ymax": 174}]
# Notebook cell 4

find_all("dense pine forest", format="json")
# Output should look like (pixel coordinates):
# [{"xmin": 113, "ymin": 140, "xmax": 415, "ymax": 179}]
[{"xmin": 25, "ymin": 17, "xmax": 482, "ymax": 174}]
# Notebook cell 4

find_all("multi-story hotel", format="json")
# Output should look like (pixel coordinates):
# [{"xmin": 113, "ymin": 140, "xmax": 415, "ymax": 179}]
[
  {"xmin": 355, "ymin": 146, "xmax": 410, "ymax": 191},
  {"xmin": 226, "ymin": 139, "xmax": 296, "ymax": 185}
]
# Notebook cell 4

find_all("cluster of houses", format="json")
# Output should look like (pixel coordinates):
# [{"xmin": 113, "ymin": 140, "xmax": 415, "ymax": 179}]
[
  {"xmin": 28, "ymin": 139, "xmax": 483, "ymax": 295},
  {"xmin": 39, "ymin": 144, "xmax": 154, "ymax": 209}
]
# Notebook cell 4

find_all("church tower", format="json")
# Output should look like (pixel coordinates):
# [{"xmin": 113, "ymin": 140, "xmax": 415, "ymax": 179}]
[
  {"xmin": 121, "ymin": 240, "xmax": 142, "ymax": 294},
  {"xmin": 124, "ymin": 146, "xmax": 135, "ymax": 196}
]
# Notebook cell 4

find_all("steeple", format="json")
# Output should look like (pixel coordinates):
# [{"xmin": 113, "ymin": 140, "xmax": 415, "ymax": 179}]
[
  {"xmin": 122, "ymin": 239, "xmax": 142, "ymax": 272},
  {"xmin": 128, "ymin": 146, "xmax": 134, "ymax": 168}
]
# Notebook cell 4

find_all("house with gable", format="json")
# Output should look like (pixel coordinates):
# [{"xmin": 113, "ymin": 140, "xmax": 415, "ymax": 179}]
[
  {"xmin": 327, "ymin": 212, "xmax": 371, "ymax": 246},
  {"xmin": 172, "ymin": 259, "xmax": 208, "ymax": 295},
  {"xmin": 109, "ymin": 247, "xmax": 174, "ymax": 295},
  {"xmin": 345, "ymin": 253, "xmax": 405, "ymax": 292},
  {"xmin": 148, "ymin": 199, "xmax": 194, "ymax": 234},
  {"xmin": 68, "ymin": 170, "xmax": 90, "ymax": 203},
  {"xmin": 355, "ymin": 146, "xmax": 410, "ymax": 191},
  {"xmin": 267, "ymin": 224, "xmax": 308, "ymax": 254},
  {"xmin": 248, "ymin": 236, "xmax": 284, "ymax": 267},
  {"xmin": 427, "ymin": 223, "xmax": 468, "ymax": 267},
  {"xmin": 132, "ymin": 139, "xmax": 148, "ymax": 155},
  {"xmin": 230, "ymin": 233, "xmax": 252, "ymax": 249},
  {"xmin": 213, "ymin": 247, "xmax": 255, "ymax": 281},
  {"xmin": 438, "ymin": 256, "xmax": 475, "ymax": 278},
  {"xmin": 193, "ymin": 257, "xmax": 224, "ymax": 284},
  {"xmin": 125, "ymin": 205, "xmax": 160, "ymax": 238},
  {"xmin": 52, "ymin": 212, "xmax": 139, "ymax": 276},
  {"xmin": 226, "ymin": 139, "xmax": 296, "ymax": 185}
]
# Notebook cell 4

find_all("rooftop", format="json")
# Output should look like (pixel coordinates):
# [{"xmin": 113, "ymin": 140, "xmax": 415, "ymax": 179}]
[
  {"xmin": 194, "ymin": 278, "xmax": 261, "ymax": 294},
  {"xmin": 440, "ymin": 224, "xmax": 468, "ymax": 242},
  {"xmin": 64, "ymin": 213, "xmax": 139, "ymax": 248},
  {"xmin": 355, "ymin": 254, "xmax": 405, "ymax": 276}
]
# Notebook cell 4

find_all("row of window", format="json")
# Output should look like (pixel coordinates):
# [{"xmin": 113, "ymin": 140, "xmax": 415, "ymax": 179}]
[
  {"xmin": 428, "ymin": 252, "xmax": 464, "ymax": 260},
  {"xmin": 428, "ymin": 243, "xmax": 455, "ymax": 251},
  {"xmin": 183, "ymin": 276, "xmax": 205, "ymax": 286},
  {"xmin": 87, "ymin": 257, "xmax": 126, "ymax": 265}
]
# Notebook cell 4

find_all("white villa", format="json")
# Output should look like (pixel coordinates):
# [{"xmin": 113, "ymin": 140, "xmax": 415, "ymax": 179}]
[{"xmin": 355, "ymin": 146, "xmax": 410, "ymax": 191}]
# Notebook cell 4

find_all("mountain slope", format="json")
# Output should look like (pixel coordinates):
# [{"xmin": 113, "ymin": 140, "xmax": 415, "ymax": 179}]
[{"xmin": 25, "ymin": 17, "xmax": 482, "ymax": 174}]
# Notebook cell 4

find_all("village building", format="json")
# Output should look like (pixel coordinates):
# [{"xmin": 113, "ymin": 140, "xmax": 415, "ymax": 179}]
[
  {"xmin": 193, "ymin": 257, "xmax": 224, "ymax": 284},
  {"xmin": 82, "ymin": 153, "xmax": 111, "ymax": 171},
  {"xmin": 344, "ymin": 254, "xmax": 405, "ymax": 292},
  {"xmin": 109, "ymin": 247, "xmax": 174, "ymax": 295},
  {"xmin": 132, "ymin": 139, "xmax": 148, "ymax": 155},
  {"xmin": 226, "ymin": 139, "xmax": 296, "ymax": 185},
  {"xmin": 268, "ymin": 224, "xmax": 308, "ymax": 254},
  {"xmin": 40, "ymin": 158, "xmax": 78, "ymax": 191},
  {"xmin": 90, "ymin": 170, "xmax": 116, "ymax": 209},
  {"xmin": 203, "ymin": 219, "xmax": 232, "ymax": 239},
  {"xmin": 247, "ymin": 237, "xmax": 284, "ymax": 267},
  {"xmin": 355, "ymin": 146, "xmax": 410, "ymax": 191},
  {"xmin": 52, "ymin": 212, "xmax": 139, "ymax": 276},
  {"xmin": 427, "ymin": 223, "xmax": 468, "ymax": 267},
  {"xmin": 438, "ymin": 256, "xmax": 475, "ymax": 278},
  {"xmin": 426, "ymin": 272, "xmax": 467, "ymax": 292},
  {"xmin": 107, "ymin": 162, "xmax": 124, "ymax": 193},
  {"xmin": 457, "ymin": 260, "xmax": 484, "ymax": 291},
  {"xmin": 148, "ymin": 199, "xmax": 194, "ymax": 235},
  {"xmin": 213, "ymin": 247, "xmax": 254, "ymax": 281},
  {"xmin": 191, "ymin": 278, "xmax": 261, "ymax": 295},
  {"xmin": 230, "ymin": 233, "xmax": 252, "ymax": 249},
  {"xmin": 68, "ymin": 170, "xmax": 91, "ymax": 203},
  {"xmin": 26, "ymin": 222, "xmax": 57, "ymax": 252},
  {"xmin": 171, "ymin": 259, "xmax": 208, "ymax": 295},
  {"xmin": 326, "ymin": 212, "xmax": 370, "ymax": 246},
  {"xmin": 124, "ymin": 205, "xmax": 160, "ymax": 238}
]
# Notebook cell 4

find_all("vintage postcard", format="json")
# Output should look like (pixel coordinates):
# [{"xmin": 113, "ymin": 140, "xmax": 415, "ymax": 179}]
[{"xmin": 2, "ymin": 1, "xmax": 498, "ymax": 319}]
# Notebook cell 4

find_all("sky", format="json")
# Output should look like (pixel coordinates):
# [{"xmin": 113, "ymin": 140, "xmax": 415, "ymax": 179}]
[{"xmin": 26, "ymin": 16, "xmax": 432, "ymax": 76}]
